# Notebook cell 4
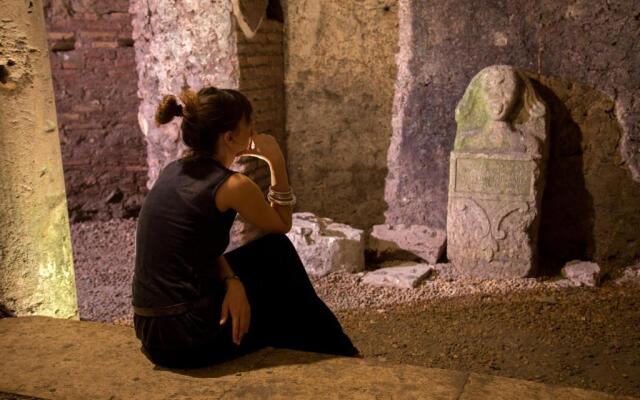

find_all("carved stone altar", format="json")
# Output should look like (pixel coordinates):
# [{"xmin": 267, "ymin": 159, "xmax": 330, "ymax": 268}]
[{"xmin": 446, "ymin": 65, "xmax": 549, "ymax": 278}]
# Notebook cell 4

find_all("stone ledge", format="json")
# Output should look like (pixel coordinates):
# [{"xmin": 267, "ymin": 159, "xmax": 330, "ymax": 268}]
[{"xmin": 0, "ymin": 317, "xmax": 635, "ymax": 400}]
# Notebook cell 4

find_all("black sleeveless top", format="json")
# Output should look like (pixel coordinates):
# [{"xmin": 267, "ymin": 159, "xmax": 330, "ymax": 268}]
[{"xmin": 132, "ymin": 156, "xmax": 237, "ymax": 308}]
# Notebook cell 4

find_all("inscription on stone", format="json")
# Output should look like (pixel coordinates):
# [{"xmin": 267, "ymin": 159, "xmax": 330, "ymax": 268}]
[{"xmin": 455, "ymin": 158, "xmax": 532, "ymax": 196}]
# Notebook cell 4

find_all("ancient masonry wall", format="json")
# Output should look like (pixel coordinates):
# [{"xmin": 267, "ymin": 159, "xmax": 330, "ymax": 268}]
[
  {"xmin": 386, "ymin": 0, "xmax": 640, "ymax": 270},
  {"xmin": 284, "ymin": 0, "xmax": 399, "ymax": 230},
  {"xmin": 43, "ymin": 0, "xmax": 147, "ymax": 222}
]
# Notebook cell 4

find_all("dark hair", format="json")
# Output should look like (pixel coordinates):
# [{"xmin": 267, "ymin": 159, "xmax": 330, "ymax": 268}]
[{"xmin": 155, "ymin": 87, "xmax": 253, "ymax": 157}]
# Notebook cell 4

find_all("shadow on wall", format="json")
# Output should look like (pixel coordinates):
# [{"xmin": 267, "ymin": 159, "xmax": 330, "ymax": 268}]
[
  {"xmin": 534, "ymin": 79, "xmax": 595, "ymax": 275},
  {"xmin": 533, "ymin": 75, "xmax": 640, "ymax": 275}
]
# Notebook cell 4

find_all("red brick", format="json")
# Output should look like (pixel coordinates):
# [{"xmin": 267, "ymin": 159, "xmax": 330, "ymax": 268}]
[
  {"xmin": 48, "ymin": 32, "xmax": 75, "ymax": 40},
  {"xmin": 65, "ymin": 158, "xmax": 91, "ymax": 166},
  {"xmin": 60, "ymin": 113, "xmax": 81, "ymax": 120},
  {"xmin": 125, "ymin": 165, "xmax": 148, "ymax": 172},
  {"xmin": 62, "ymin": 62, "xmax": 81, "ymax": 69},
  {"xmin": 259, "ymin": 21, "xmax": 283, "ymax": 33},
  {"xmin": 81, "ymin": 30, "xmax": 118, "ymax": 38},
  {"xmin": 265, "ymin": 33, "xmax": 282, "ymax": 43},
  {"xmin": 104, "ymin": 12, "xmax": 130, "ymax": 20},
  {"xmin": 79, "ymin": 13, "xmax": 99, "ymax": 21},
  {"xmin": 85, "ymin": 48, "xmax": 118, "ymax": 60},
  {"xmin": 91, "ymin": 41, "xmax": 118, "ymax": 48}
]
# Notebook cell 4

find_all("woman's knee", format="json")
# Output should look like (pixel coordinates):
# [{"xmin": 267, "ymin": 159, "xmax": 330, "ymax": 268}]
[
  {"xmin": 231, "ymin": 232, "xmax": 291, "ymax": 253},
  {"xmin": 245, "ymin": 232, "xmax": 296, "ymax": 255},
  {"xmin": 260, "ymin": 232, "xmax": 291, "ymax": 246},
  {"xmin": 229, "ymin": 232, "xmax": 306, "ymax": 275}
]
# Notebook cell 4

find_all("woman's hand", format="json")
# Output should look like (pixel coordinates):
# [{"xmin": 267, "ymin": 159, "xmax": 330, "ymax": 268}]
[
  {"xmin": 219, "ymin": 279, "xmax": 251, "ymax": 345},
  {"xmin": 237, "ymin": 133, "xmax": 285, "ymax": 167}
]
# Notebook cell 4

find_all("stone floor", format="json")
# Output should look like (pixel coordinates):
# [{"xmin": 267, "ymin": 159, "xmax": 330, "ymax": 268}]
[{"xmin": 0, "ymin": 317, "xmax": 637, "ymax": 400}]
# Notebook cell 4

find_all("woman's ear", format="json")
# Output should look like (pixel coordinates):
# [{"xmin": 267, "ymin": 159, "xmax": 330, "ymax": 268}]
[{"xmin": 222, "ymin": 131, "xmax": 234, "ymax": 146}]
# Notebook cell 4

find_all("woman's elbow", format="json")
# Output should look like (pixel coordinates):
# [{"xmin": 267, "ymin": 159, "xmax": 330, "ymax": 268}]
[
  {"xmin": 274, "ymin": 222, "xmax": 292, "ymax": 234},
  {"xmin": 283, "ymin": 220, "xmax": 293, "ymax": 234},
  {"xmin": 269, "ymin": 219, "xmax": 292, "ymax": 235}
]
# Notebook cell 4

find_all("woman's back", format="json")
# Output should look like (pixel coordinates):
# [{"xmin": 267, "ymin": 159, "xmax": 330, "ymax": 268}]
[{"xmin": 132, "ymin": 156, "xmax": 237, "ymax": 308}]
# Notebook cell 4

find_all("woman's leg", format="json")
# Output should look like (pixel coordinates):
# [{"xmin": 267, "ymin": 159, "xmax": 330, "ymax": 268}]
[{"xmin": 224, "ymin": 233, "xmax": 359, "ymax": 357}]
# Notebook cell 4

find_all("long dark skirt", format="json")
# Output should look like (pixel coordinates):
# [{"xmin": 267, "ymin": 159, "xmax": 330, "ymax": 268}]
[{"xmin": 134, "ymin": 233, "xmax": 358, "ymax": 369}]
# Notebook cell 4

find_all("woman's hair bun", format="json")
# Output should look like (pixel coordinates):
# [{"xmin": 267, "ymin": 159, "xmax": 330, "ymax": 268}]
[{"xmin": 155, "ymin": 94, "xmax": 183, "ymax": 125}]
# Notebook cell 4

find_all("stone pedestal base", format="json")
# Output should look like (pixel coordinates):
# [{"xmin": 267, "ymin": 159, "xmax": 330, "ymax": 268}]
[
  {"xmin": 449, "ymin": 261, "xmax": 533, "ymax": 280},
  {"xmin": 447, "ymin": 152, "xmax": 544, "ymax": 278}
]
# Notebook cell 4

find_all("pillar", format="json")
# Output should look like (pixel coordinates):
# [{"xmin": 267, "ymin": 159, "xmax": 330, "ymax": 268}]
[{"xmin": 0, "ymin": 0, "xmax": 78, "ymax": 319}]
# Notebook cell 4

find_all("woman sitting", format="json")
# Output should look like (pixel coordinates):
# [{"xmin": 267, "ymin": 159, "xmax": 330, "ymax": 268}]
[{"xmin": 131, "ymin": 86, "xmax": 359, "ymax": 369}]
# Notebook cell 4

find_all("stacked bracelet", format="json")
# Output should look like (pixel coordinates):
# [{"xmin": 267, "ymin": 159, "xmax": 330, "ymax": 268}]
[{"xmin": 267, "ymin": 186, "xmax": 296, "ymax": 206}]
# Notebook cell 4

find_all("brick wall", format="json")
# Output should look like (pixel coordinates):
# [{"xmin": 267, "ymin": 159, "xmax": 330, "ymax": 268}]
[
  {"xmin": 43, "ymin": 1, "xmax": 284, "ymax": 223},
  {"xmin": 43, "ymin": 0, "xmax": 147, "ymax": 222},
  {"xmin": 235, "ymin": 19, "xmax": 286, "ymax": 194}
]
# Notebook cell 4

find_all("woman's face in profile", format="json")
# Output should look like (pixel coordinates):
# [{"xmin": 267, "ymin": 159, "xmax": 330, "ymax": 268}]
[{"xmin": 231, "ymin": 115, "xmax": 255, "ymax": 156}]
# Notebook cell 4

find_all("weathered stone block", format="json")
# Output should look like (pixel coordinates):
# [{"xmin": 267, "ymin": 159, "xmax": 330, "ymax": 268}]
[
  {"xmin": 286, "ymin": 212, "xmax": 364, "ymax": 276},
  {"xmin": 447, "ymin": 65, "xmax": 549, "ymax": 279},
  {"xmin": 367, "ymin": 224, "xmax": 445, "ymax": 264},
  {"xmin": 614, "ymin": 262, "xmax": 640, "ymax": 285},
  {"xmin": 561, "ymin": 260, "xmax": 602, "ymax": 287},
  {"xmin": 362, "ymin": 263, "xmax": 434, "ymax": 289}
]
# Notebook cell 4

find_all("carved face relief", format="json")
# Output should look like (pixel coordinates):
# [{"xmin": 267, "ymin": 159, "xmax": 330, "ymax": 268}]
[
  {"xmin": 480, "ymin": 67, "xmax": 521, "ymax": 121},
  {"xmin": 453, "ymin": 65, "xmax": 547, "ymax": 156}
]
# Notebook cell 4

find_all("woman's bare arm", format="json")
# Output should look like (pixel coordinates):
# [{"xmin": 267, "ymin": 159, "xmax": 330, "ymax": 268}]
[
  {"xmin": 216, "ymin": 255, "xmax": 236, "ymax": 281},
  {"xmin": 265, "ymin": 156, "xmax": 292, "ymax": 231},
  {"xmin": 215, "ymin": 133, "xmax": 293, "ymax": 233}
]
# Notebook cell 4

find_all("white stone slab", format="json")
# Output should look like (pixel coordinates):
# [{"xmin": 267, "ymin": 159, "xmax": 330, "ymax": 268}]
[
  {"xmin": 368, "ymin": 224, "xmax": 446, "ymax": 264},
  {"xmin": 286, "ymin": 212, "xmax": 364, "ymax": 276},
  {"xmin": 362, "ymin": 263, "xmax": 434, "ymax": 289}
]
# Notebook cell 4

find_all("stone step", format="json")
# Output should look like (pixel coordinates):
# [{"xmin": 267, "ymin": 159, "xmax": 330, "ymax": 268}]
[{"xmin": 0, "ymin": 316, "xmax": 635, "ymax": 400}]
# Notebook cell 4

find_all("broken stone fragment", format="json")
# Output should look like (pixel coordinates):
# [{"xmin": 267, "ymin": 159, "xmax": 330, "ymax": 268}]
[
  {"xmin": 613, "ymin": 262, "xmax": 640, "ymax": 285},
  {"xmin": 362, "ymin": 263, "xmax": 434, "ymax": 289},
  {"xmin": 367, "ymin": 224, "xmax": 446, "ymax": 264},
  {"xmin": 561, "ymin": 260, "xmax": 602, "ymax": 287},
  {"xmin": 286, "ymin": 212, "xmax": 364, "ymax": 276}
]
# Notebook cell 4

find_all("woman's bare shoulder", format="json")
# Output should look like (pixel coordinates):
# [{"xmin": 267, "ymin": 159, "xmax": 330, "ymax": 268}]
[{"xmin": 216, "ymin": 172, "xmax": 260, "ymax": 211}]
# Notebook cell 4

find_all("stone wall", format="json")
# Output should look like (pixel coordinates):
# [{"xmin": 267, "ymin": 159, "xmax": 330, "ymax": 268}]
[
  {"xmin": 43, "ymin": 0, "xmax": 147, "ymax": 222},
  {"xmin": 386, "ymin": 0, "xmax": 640, "ymax": 270},
  {"xmin": 535, "ymin": 75, "xmax": 640, "ymax": 272},
  {"xmin": 284, "ymin": 0, "xmax": 398, "ymax": 229}
]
